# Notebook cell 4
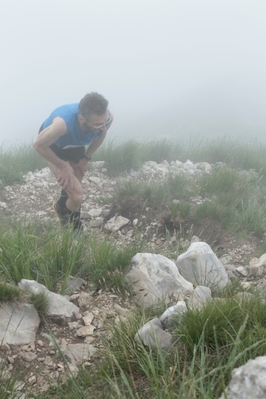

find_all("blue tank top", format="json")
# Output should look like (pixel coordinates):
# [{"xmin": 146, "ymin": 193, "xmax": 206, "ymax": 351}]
[{"xmin": 42, "ymin": 103, "xmax": 103, "ymax": 149}]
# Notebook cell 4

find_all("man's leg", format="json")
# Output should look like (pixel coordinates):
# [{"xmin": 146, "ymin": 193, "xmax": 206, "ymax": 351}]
[
  {"xmin": 57, "ymin": 189, "xmax": 68, "ymax": 208},
  {"xmin": 68, "ymin": 164, "xmax": 85, "ymax": 230},
  {"xmin": 56, "ymin": 167, "xmax": 83, "ymax": 210},
  {"xmin": 49, "ymin": 162, "xmax": 83, "ymax": 228}
]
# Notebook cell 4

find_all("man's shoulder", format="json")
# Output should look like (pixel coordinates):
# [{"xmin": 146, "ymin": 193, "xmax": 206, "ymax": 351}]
[
  {"xmin": 43, "ymin": 103, "xmax": 79, "ymax": 130},
  {"xmin": 53, "ymin": 103, "xmax": 79, "ymax": 116}
]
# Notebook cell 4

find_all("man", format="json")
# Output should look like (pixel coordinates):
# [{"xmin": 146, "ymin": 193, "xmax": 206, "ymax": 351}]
[{"xmin": 34, "ymin": 92, "xmax": 113, "ymax": 231}]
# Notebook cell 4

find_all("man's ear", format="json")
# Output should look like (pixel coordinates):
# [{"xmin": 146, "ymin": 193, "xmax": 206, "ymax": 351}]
[{"xmin": 78, "ymin": 114, "xmax": 84, "ymax": 123}]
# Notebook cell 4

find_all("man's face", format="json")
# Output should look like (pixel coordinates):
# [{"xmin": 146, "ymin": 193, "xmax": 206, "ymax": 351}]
[{"xmin": 78, "ymin": 110, "xmax": 109, "ymax": 133}]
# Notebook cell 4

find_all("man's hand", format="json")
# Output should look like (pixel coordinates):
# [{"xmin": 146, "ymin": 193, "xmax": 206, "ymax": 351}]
[
  {"xmin": 57, "ymin": 163, "xmax": 74, "ymax": 190},
  {"xmin": 75, "ymin": 158, "xmax": 89, "ymax": 178}
]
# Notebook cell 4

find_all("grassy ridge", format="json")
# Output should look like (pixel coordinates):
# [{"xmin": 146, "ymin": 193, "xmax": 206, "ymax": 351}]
[{"xmin": 1, "ymin": 137, "xmax": 266, "ymax": 185}]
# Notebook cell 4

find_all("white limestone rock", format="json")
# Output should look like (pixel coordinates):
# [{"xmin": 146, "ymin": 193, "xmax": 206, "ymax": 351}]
[
  {"xmin": 60, "ymin": 343, "xmax": 97, "ymax": 365},
  {"xmin": 176, "ymin": 242, "xmax": 230, "ymax": 290},
  {"xmin": 248, "ymin": 253, "xmax": 266, "ymax": 277},
  {"xmin": 18, "ymin": 279, "xmax": 79, "ymax": 317},
  {"xmin": 104, "ymin": 215, "xmax": 130, "ymax": 232},
  {"xmin": 187, "ymin": 286, "xmax": 212, "ymax": 309},
  {"xmin": 0, "ymin": 303, "xmax": 40, "ymax": 345},
  {"xmin": 219, "ymin": 356, "xmax": 266, "ymax": 399},
  {"xmin": 159, "ymin": 301, "xmax": 187, "ymax": 328},
  {"xmin": 135, "ymin": 318, "xmax": 172, "ymax": 351},
  {"xmin": 125, "ymin": 253, "xmax": 193, "ymax": 308}
]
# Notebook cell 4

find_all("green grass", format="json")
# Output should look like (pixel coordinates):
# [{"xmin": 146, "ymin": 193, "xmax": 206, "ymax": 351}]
[
  {"xmin": 2, "ymin": 138, "xmax": 266, "ymax": 397},
  {"xmin": 0, "ymin": 220, "xmax": 140, "ymax": 295},
  {"xmin": 95, "ymin": 138, "xmax": 184, "ymax": 177},
  {"xmin": 0, "ymin": 221, "xmax": 87, "ymax": 292},
  {"xmin": 40, "ymin": 295, "xmax": 266, "ymax": 399},
  {"xmin": 94, "ymin": 139, "xmax": 143, "ymax": 177},
  {"xmin": 30, "ymin": 291, "xmax": 50, "ymax": 317},
  {"xmin": 0, "ymin": 142, "xmax": 46, "ymax": 186},
  {"xmin": 83, "ymin": 234, "xmax": 140, "ymax": 293},
  {"xmin": 109, "ymin": 160, "xmax": 266, "ymax": 236},
  {"xmin": 192, "ymin": 163, "xmax": 266, "ymax": 234},
  {"xmin": 74, "ymin": 292, "xmax": 266, "ymax": 399},
  {"xmin": 0, "ymin": 370, "xmax": 23, "ymax": 399},
  {"xmin": 2, "ymin": 137, "xmax": 266, "ymax": 185},
  {"xmin": 0, "ymin": 283, "xmax": 20, "ymax": 302}
]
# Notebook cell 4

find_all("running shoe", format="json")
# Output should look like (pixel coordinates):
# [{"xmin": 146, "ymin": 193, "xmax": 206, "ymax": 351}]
[
  {"xmin": 52, "ymin": 201, "xmax": 70, "ymax": 226},
  {"xmin": 70, "ymin": 211, "xmax": 84, "ymax": 232}
]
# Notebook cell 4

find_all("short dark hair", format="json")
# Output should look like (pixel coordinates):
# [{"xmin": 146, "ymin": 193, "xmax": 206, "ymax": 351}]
[{"xmin": 78, "ymin": 92, "xmax": 108, "ymax": 118}]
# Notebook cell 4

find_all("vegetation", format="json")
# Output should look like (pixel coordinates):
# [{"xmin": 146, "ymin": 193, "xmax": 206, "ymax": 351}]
[
  {"xmin": 0, "ymin": 283, "xmax": 20, "ymax": 302},
  {"xmin": 0, "ymin": 222, "xmax": 138, "ymax": 295},
  {"xmin": 1, "ymin": 137, "xmax": 266, "ymax": 397},
  {"xmin": 0, "ymin": 142, "xmax": 46, "ymax": 186},
  {"xmin": 33, "ymin": 293, "xmax": 266, "ymax": 398},
  {"xmin": 30, "ymin": 291, "xmax": 50, "ymax": 317},
  {"xmin": 1, "ymin": 136, "xmax": 266, "ymax": 185}
]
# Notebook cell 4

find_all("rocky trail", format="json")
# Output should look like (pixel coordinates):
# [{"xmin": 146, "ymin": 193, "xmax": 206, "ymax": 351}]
[{"xmin": 0, "ymin": 159, "xmax": 265, "ymax": 397}]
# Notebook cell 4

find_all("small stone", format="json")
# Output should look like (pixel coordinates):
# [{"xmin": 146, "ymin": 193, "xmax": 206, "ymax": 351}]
[
  {"xmin": 73, "ymin": 311, "xmax": 82, "ymax": 320},
  {"xmin": 0, "ymin": 343, "xmax": 10, "ymax": 351},
  {"xmin": 44, "ymin": 356, "xmax": 53, "ymax": 366},
  {"xmin": 21, "ymin": 352, "xmax": 37, "ymax": 362},
  {"xmin": 76, "ymin": 325, "xmax": 96, "ymax": 337},
  {"xmin": 114, "ymin": 304, "xmax": 132, "ymax": 318},
  {"xmin": 53, "ymin": 370, "xmax": 60, "ymax": 379},
  {"xmin": 82, "ymin": 312, "xmax": 94, "ymax": 326},
  {"xmin": 28, "ymin": 375, "xmax": 37, "ymax": 385},
  {"xmin": 236, "ymin": 266, "xmax": 248, "ymax": 277},
  {"xmin": 84, "ymin": 336, "xmax": 95, "ymax": 344},
  {"xmin": 68, "ymin": 321, "xmax": 80, "ymax": 330}
]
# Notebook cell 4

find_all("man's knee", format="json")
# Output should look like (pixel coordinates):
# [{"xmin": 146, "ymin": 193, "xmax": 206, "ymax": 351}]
[{"xmin": 68, "ymin": 190, "xmax": 83, "ymax": 207}]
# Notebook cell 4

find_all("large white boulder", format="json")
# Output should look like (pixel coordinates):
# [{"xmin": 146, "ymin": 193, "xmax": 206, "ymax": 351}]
[
  {"xmin": 187, "ymin": 285, "xmax": 212, "ymax": 309},
  {"xmin": 176, "ymin": 242, "xmax": 229, "ymax": 290},
  {"xmin": 220, "ymin": 356, "xmax": 266, "ymax": 399},
  {"xmin": 125, "ymin": 253, "xmax": 193, "ymax": 308}
]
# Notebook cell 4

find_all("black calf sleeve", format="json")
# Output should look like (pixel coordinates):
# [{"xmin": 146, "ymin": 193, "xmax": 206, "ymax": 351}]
[{"xmin": 57, "ymin": 190, "xmax": 68, "ymax": 207}]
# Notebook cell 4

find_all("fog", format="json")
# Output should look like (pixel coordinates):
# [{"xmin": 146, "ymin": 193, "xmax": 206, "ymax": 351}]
[{"xmin": 1, "ymin": 0, "xmax": 266, "ymax": 146}]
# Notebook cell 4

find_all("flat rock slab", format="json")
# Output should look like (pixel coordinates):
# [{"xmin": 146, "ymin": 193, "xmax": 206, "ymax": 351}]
[
  {"xmin": 60, "ymin": 343, "xmax": 97, "ymax": 365},
  {"xmin": 104, "ymin": 215, "xmax": 130, "ymax": 232},
  {"xmin": 18, "ymin": 279, "xmax": 79, "ymax": 317},
  {"xmin": 0, "ymin": 303, "xmax": 40, "ymax": 345}
]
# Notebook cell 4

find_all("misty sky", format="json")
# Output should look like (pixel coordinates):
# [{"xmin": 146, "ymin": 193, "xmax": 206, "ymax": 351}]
[{"xmin": 1, "ymin": 0, "xmax": 266, "ymax": 145}]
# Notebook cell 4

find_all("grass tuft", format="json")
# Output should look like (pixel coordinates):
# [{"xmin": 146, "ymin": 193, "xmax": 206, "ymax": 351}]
[
  {"xmin": 30, "ymin": 291, "xmax": 50, "ymax": 317},
  {"xmin": 0, "ymin": 283, "xmax": 20, "ymax": 302}
]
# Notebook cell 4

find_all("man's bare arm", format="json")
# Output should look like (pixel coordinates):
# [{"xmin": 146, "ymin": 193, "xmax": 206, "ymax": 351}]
[
  {"xmin": 33, "ymin": 117, "xmax": 68, "ymax": 167},
  {"xmin": 33, "ymin": 117, "xmax": 74, "ymax": 189}
]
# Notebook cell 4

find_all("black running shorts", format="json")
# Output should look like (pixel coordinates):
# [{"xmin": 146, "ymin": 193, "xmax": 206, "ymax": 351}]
[{"xmin": 38, "ymin": 125, "xmax": 86, "ymax": 164}]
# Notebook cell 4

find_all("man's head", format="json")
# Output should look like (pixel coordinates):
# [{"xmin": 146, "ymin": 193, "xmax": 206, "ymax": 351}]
[{"xmin": 78, "ymin": 92, "xmax": 109, "ymax": 133}]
